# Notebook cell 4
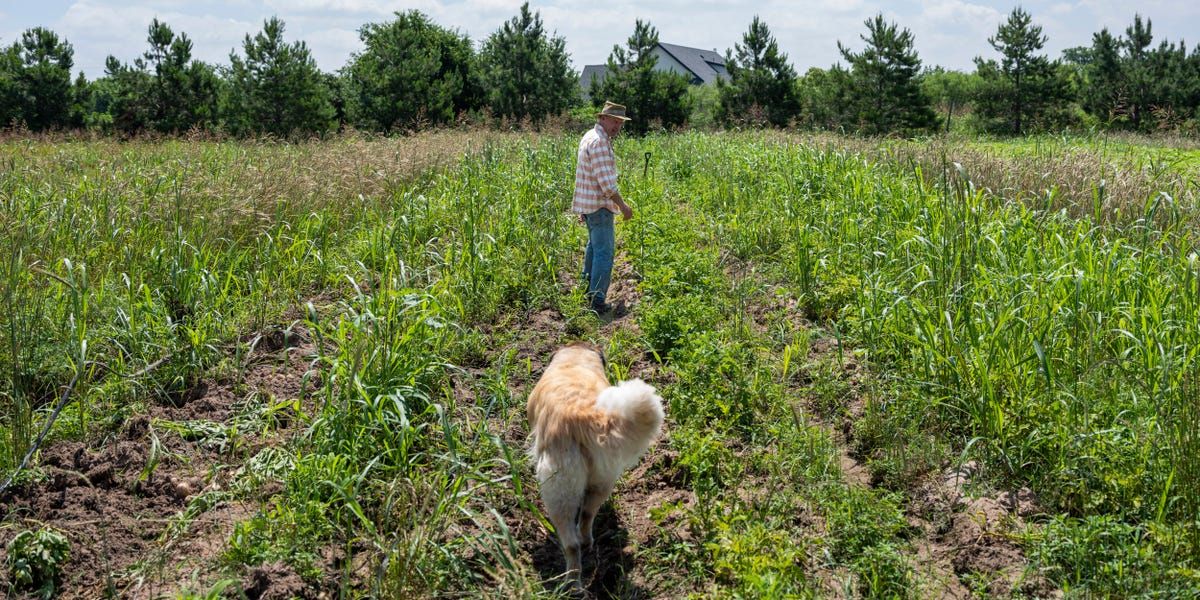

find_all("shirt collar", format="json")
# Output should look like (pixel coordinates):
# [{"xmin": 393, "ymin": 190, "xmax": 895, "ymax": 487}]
[{"xmin": 594, "ymin": 123, "xmax": 609, "ymax": 142}]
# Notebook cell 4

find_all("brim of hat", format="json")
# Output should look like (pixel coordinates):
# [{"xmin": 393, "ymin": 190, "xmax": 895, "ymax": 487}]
[{"xmin": 597, "ymin": 112, "xmax": 632, "ymax": 121}]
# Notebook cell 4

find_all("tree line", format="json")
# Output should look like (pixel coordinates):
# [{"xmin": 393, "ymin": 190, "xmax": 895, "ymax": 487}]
[
  {"xmin": 0, "ymin": 4, "xmax": 576, "ymax": 136},
  {"xmin": 2, "ymin": 5, "xmax": 1197, "ymax": 137}
]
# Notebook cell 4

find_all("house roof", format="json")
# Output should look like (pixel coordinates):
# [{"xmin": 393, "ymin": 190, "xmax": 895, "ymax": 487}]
[
  {"xmin": 580, "ymin": 64, "xmax": 609, "ymax": 99},
  {"xmin": 656, "ymin": 43, "xmax": 729, "ymax": 84},
  {"xmin": 578, "ymin": 42, "xmax": 729, "ymax": 96}
]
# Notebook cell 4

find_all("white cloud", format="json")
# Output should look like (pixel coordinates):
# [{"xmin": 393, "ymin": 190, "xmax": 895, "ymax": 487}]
[
  {"xmin": 60, "ymin": 1, "xmax": 257, "ymax": 73},
  {"xmin": 1049, "ymin": 3, "xmax": 1075, "ymax": 16},
  {"xmin": 263, "ymin": 0, "xmax": 416, "ymax": 15},
  {"xmin": 301, "ymin": 27, "xmax": 362, "ymax": 66},
  {"xmin": 920, "ymin": 0, "xmax": 1001, "ymax": 25},
  {"xmin": 899, "ymin": 0, "xmax": 1004, "ymax": 69},
  {"xmin": 7, "ymin": 0, "xmax": 1197, "ymax": 78}
]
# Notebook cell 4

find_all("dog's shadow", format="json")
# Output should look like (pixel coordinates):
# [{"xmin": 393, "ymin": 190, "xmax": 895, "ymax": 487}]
[{"xmin": 533, "ymin": 504, "xmax": 651, "ymax": 599}]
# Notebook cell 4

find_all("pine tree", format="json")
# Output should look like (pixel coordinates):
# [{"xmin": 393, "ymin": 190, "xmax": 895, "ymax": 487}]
[
  {"xmin": 344, "ymin": 11, "xmax": 481, "ymax": 132},
  {"xmin": 717, "ymin": 16, "xmax": 800, "ymax": 127},
  {"xmin": 1081, "ymin": 28, "xmax": 1123, "ymax": 122},
  {"xmin": 592, "ymin": 19, "xmax": 696, "ymax": 133},
  {"xmin": 224, "ymin": 17, "xmax": 335, "ymax": 137},
  {"xmin": 0, "ymin": 44, "xmax": 19, "ymax": 126},
  {"xmin": 101, "ymin": 19, "xmax": 220, "ymax": 133},
  {"xmin": 7, "ymin": 28, "xmax": 75, "ymax": 130},
  {"xmin": 838, "ymin": 14, "xmax": 937, "ymax": 134},
  {"xmin": 478, "ymin": 3, "xmax": 577, "ymax": 123},
  {"xmin": 1122, "ymin": 15, "xmax": 1154, "ymax": 129},
  {"xmin": 143, "ymin": 19, "xmax": 220, "ymax": 132},
  {"xmin": 591, "ymin": 20, "xmax": 691, "ymax": 134},
  {"xmin": 1147, "ymin": 38, "xmax": 1192, "ymax": 129},
  {"xmin": 973, "ymin": 7, "xmax": 1070, "ymax": 134}
]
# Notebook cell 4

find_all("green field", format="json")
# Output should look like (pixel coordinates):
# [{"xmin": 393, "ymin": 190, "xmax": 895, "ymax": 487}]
[{"xmin": 1, "ymin": 131, "xmax": 1198, "ymax": 598}]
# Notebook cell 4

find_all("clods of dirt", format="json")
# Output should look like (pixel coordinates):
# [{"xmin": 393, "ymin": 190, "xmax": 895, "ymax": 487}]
[
  {"xmin": 0, "ymin": 324, "xmax": 323, "ymax": 599},
  {"xmin": 243, "ymin": 561, "xmax": 311, "ymax": 600},
  {"xmin": 908, "ymin": 461, "xmax": 1053, "ymax": 597}
]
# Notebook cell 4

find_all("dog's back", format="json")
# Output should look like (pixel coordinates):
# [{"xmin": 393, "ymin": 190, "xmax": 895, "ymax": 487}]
[
  {"xmin": 527, "ymin": 345, "xmax": 611, "ymax": 460},
  {"xmin": 527, "ymin": 343, "xmax": 664, "ymax": 590}
]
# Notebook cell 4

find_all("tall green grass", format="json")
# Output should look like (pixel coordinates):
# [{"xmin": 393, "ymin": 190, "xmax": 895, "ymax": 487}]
[
  {"xmin": 3, "ymin": 130, "xmax": 1198, "ymax": 596},
  {"xmin": 660, "ymin": 131, "xmax": 1200, "ymax": 594}
]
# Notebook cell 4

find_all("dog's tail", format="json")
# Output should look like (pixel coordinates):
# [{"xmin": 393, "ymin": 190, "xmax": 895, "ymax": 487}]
[{"xmin": 595, "ymin": 379, "xmax": 664, "ymax": 447}]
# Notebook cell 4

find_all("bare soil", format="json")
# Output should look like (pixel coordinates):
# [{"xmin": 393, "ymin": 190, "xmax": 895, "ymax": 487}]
[{"xmin": 0, "ymin": 324, "xmax": 323, "ymax": 599}]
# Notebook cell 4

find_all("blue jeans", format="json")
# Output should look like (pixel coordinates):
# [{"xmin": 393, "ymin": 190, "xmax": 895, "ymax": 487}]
[{"xmin": 582, "ymin": 209, "xmax": 615, "ymax": 306}]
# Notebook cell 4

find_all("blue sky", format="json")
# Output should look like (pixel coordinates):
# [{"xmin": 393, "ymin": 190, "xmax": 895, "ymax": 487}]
[{"xmin": 2, "ymin": 1, "xmax": 1197, "ymax": 79}]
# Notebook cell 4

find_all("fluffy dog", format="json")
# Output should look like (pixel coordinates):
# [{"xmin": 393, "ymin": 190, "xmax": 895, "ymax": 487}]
[{"xmin": 527, "ymin": 343, "xmax": 664, "ymax": 589}]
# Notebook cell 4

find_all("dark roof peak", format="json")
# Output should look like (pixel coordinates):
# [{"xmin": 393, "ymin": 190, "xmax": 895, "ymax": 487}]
[
  {"xmin": 578, "ymin": 41, "xmax": 730, "ymax": 94},
  {"xmin": 654, "ymin": 42, "xmax": 728, "ymax": 84}
]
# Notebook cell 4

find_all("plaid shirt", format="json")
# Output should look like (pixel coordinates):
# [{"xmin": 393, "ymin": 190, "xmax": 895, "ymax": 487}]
[{"xmin": 572, "ymin": 124, "xmax": 620, "ymax": 214}]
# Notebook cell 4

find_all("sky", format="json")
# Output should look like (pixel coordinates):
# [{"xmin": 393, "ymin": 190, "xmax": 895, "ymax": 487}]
[{"xmin": 2, "ymin": 1, "xmax": 1198, "ymax": 79}]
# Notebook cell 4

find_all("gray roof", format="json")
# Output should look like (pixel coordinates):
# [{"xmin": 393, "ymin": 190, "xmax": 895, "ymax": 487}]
[
  {"xmin": 657, "ymin": 43, "xmax": 729, "ymax": 84},
  {"xmin": 578, "ymin": 42, "xmax": 729, "ymax": 97},
  {"xmin": 580, "ymin": 64, "xmax": 610, "ymax": 100}
]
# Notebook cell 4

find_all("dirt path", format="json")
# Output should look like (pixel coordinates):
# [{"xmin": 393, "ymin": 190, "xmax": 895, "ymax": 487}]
[
  {"xmin": 468, "ymin": 239, "xmax": 1061, "ymax": 599},
  {"xmin": 452, "ymin": 255, "xmax": 698, "ymax": 598},
  {"xmin": 0, "ymin": 323, "xmax": 322, "ymax": 599}
]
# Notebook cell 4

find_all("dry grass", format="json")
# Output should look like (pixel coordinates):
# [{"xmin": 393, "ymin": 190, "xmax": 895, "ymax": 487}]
[
  {"xmin": 0, "ymin": 129, "xmax": 531, "ymax": 253},
  {"xmin": 764, "ymin": 131, "xmax": 1199, "ymax": 228}
]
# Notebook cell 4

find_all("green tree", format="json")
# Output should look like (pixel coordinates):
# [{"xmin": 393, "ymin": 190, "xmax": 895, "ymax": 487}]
[
  {"xmin": 0, "ymin": 43, "xmax": 24, "ymax": 126},
  {"xmin": 224, "ymin": 17, "xmax": 335, "ymax": 137},
  {"xmin": 687, "ymin": 83, "xmax": 720, "ymax": 129},
  {"xmin": 143, "ymin": 19, "xmax": 220, "ymax": 132},
  {"xmin": 838, "ymin": 15, "xmax": 937, "ymax": 134},
  {"xmin": 717, "ymin": 16, "xmax": 800, "ymax": 127},
  {"xmin": 797, "ymin": 65, "xmax": 856, "ymax": 130},
  {"xmin": 4, "ymin": 28, "xmax": 76, "ymax": 130},
  {"xmin": 103, "ymin": 19, "xmax": 220, "ymax": 133},
  {"xmin": 921, "ymin": 68, "xmax": 980, "ymax": 133},
  {"xmin": 68, "ymin": 72, "xmax": 91, "ymax": 128},
  {"xmin": 323, "ymin": 72, "xmax": 348, "ymax": 129},
  {"xmin": 1146, "ymin": 38, "xmax": 1194, "ymax": 129},
  {"xmin": 1121, "ymin": 15, "xmax": 1155, "ymax": 129},
  {"xmin": 344, "ymin": 11, "xmax": 481, "ymax": 131},
  {"xmin": 973, "ymin": 7, "xmax": 1070, "ymax": 134},
  {"xmin": 98, "ymin": 55, "xmax": 151, "ymax": 132},
  {"xmin": 591, "ymin": 19, "xmax": 691, "ymax": 134},
  {"xmin": 1079, "ymin": 28, "xmax": 1123, "ymax": 122},
  {"xmin": 477, "ymin": 2, "xmax": 577, "ymax": 123}
]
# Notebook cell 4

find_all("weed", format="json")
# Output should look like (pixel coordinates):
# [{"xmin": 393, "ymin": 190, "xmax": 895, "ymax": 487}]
[{"xmin": 5, "ymin": 527, "xmax": 70, "ymax": 599}]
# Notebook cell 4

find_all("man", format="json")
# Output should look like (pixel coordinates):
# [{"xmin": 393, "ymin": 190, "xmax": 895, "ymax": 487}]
[{"xmin": 573, "ymin": 101, "xmax": 634, "ymax": 314}]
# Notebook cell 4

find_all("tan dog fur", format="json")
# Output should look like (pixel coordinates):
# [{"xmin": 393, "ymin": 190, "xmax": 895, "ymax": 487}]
[{"xmin": 527, "ymin": 343, "xmax": 665, "ymax": 590}]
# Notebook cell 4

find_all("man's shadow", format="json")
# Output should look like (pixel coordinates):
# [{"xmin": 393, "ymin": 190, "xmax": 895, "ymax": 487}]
[{"xmin": 533, "ymin": 504, "xmax": 651, "ymax": 598}]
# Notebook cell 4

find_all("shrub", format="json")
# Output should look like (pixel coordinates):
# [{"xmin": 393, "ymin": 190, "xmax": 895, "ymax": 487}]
[{"xmin": 6, "ymin": 528, "xmax": 70, "ymax": 599}]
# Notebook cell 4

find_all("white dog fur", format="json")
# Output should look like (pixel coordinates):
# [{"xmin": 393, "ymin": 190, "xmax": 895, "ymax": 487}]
[{"xmin": 527, "ymin": 343, "xmax": 665, "ymax": 590}]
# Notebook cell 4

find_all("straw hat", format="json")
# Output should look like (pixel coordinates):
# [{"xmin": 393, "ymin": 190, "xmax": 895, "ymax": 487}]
[{"xmin": 596, "ymin": 101, "xmax": 631, "ymax": 121}]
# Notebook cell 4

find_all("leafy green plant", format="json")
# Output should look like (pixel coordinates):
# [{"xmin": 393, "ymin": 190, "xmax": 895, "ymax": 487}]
[
  {"xmin": 6, "ymin": 527, "xmax": 70, "ymax": 599},
  {"xmin": 853, "ymin": 543, "xmax": 912, "ymax": 599},
  {"xmin": 638, "ymin": 295, "xmax": 718, "ymax": 359}
]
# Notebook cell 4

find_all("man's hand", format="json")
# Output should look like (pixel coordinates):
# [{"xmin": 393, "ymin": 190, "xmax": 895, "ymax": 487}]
[
  {"xmin": 619, "ymin": 203, "xmax": 633, "ymax": 221},
  {"xmin": 578, "ymin": 213, "xmax": 586, "ymax": 225}
]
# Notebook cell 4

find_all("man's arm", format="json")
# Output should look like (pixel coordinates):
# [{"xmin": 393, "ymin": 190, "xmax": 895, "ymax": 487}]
[
  {"xmin": 593, "ymin": 143, "xmax": 633, "ymax": 220},
  {"xmin": 609, "ymin": 191, "xmax": 633, "ymax": 221}
]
